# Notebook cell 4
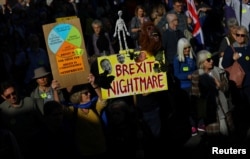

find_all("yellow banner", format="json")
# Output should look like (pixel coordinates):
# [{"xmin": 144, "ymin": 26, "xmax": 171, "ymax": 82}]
[{"xmin": 97, "ymin": 50, "xmax": 168, "ymax": 99}]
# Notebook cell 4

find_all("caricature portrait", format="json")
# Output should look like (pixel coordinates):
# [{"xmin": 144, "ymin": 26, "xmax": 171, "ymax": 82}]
[
  {"xmin": 100, "ymin": 58, "xmax": 112, "ymax": 74},
  {"xmin": 117, "ymin": 54, "xmax": 125, "ymax": 64}
]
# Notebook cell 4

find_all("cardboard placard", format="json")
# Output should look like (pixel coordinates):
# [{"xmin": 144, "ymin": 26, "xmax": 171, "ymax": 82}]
[
  {"xmin": 42, "ymin": 18, "xmax": 90, "ymax": 88},
  {"xmin": 56, "ymin": 16, "xmax": 78, "ymax": 22},
  {"xmin": 0, "ymin": 0, "xmax": 5, "ymax": 5}
]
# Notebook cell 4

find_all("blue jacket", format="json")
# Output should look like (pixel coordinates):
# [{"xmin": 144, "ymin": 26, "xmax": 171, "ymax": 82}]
[{"xmin": 173, "ymin": 56, "xmax": 197, "ymax": 89}]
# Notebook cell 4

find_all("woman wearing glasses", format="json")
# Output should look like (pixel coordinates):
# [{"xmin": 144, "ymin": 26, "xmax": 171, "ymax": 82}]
[
  {"xmin": 217, "ymin": 17, "xmax": 238, "ymax": 69},
  {"xmin": 191, "ymin": 50, "xmax": 230, "ymax": 137},
  {"xmin": 64, "ymin": 61, "xmax": 109, "ymax": 159},
  {"xmin": 173, "ymin": 38, "xmax": 196, "ymax": 93},
  {"xmin": 173, "ymin": 38, "xmax": 197, "ymax": 136},
  {"xmin": 222, "ymin": 25, "xmax": 250, "ymax": 141}
]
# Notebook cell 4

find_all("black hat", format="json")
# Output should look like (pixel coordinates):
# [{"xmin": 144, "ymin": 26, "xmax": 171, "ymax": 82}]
[{"xmin": 69, "ymin": 84, "xmax": 90, "ymax": 95}]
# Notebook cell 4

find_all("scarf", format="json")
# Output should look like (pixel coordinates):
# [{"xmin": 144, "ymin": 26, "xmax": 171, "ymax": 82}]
[{"xmin": 73, "ymin": 96, "xmax": 108, "ymax": 127}]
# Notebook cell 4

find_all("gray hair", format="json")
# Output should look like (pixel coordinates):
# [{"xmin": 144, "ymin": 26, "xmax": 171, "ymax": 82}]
[
  {"xmin": 92, "ymin": 19, "xmax": 103, "ymax": 27},
  {"xmin": 196, "ymin": 50, "xmax": 212, "ymax": 69},
  {"xmin": 166, "ymin": 13, "xmax": 177, "ymax": 23},
  {"xmin": 226, "ymin": 17, "xmax": 238, "ymax": 28},
  {"xmin": 177, "ymin": 38, "xmax": 194, "ymax": 62}
]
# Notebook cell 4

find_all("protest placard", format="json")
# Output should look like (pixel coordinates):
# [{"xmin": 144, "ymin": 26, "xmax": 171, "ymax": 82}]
[
  {"xmin": 97, "ymin": 50, "xmax": 168, "ymax": 99},
  {"xmin": 43, "ymin": 18, "xmax": 90, "ymax": 88}
]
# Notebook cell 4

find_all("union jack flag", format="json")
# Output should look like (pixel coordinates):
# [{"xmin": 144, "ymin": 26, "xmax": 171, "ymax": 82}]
[{"xmin": 185, "ymin": 0, "xmax": 204, "ymax": 46}]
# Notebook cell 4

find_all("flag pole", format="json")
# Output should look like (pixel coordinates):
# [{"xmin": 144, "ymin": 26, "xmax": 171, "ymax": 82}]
[{"xmin": 240, "ymin": 0, "xmax": 242, "ymax": 25}]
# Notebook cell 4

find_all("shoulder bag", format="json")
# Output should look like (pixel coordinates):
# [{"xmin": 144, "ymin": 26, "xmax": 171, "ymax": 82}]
[{"xmin": 224, "ymin": 46, "xmax": 245, "ymax": 88}]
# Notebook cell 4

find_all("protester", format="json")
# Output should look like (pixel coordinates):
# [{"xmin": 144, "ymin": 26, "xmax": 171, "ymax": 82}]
[
  {"xmin": 217, "ymin": 17, "xmax": 238, "ymax": 68},
  {"xmin": 162, "ymin": 13, "xmax": 185, "ymax": 71},
  {"xmin": 135, "ymin": 20, "xmax": 166, "ymax": 157},
  {"xmin": 87, "ymin": 19, "xmax": 115, "ymax": 58},
  {"xmin": 63, "ymin": 61, "xmax": 109, "ymax": 159},
  {"xmin": 0, "ymin": 112, "xmax": 22, "ymax": 159},
  {"xmin": 168, "ymin": 0, "xmax": 192, "ymax": 33},
  {"xmin": 105, "ymin": 99, "xmax": 139, "ymax": 158},
  {"xmin": 0, "ymin": 80, "xmax": 43, "ymax": 158},
  {"xmin": 30, "ymin": 67, "xmax": 63, "ymax": 101},
  {"xmin": 173, "ymin": 38, "xmax": 197, "ymax": 136},
  {"xmin": 15, "ymin": 34, "xmax": 50, "ymax": 88},
  {"xmin": 29, "ymin": 100, "xmax": 77, "ymax": 159},
  {"xmin": 225, "ymin": 0, "xmax": 250, "ymax": 32},
  {"xmin": 130, "ymin": 5, "xmax": 150, "ymax": 49},
  {"xmin": 222, "ymin": 25, "xmax": 250, "ymax": 142},
  {"xmin": 150, "ymin": 3, "xmax": 167, "ymax": 35},
  {"xmin": 191, "ymin": 50, "xmax": 230, "ymax": 137},
  {"xmin": 30, "ymin": 66, "xmax": 65, "ymax": 115}
]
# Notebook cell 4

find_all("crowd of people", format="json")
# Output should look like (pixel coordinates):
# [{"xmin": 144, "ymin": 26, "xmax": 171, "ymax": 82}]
[{"xmin": 1, "ymin": 0, "xmax": 250, "ymax": 159}]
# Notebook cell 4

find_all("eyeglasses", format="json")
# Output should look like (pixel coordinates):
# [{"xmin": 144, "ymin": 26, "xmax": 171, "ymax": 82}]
[
  {"xmin": 206, "ymin": 58, "xmax": 212, "ymax": 62},
  {"xmin": 236, "ymin": 33, "xmax": 246, "ymax": 37},
  {"xmin": 184, "ymin": 46, "xmax": 191, "ymax": 50},
  {"xmin": 4, "ymin": 91, "xmax": 16, "ymax": 99}
]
